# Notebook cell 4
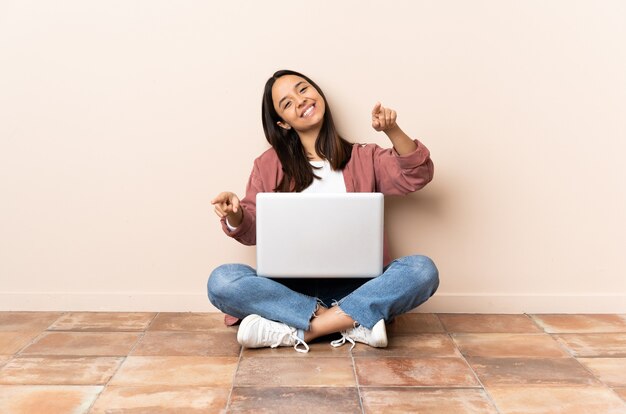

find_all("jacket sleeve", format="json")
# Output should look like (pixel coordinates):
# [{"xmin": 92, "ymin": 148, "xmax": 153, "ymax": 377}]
[
  {"xmin": 219, "ymin": 161, "xmax": 263, "ymax": 245},
  {"xmin": 373, "ymin": 139, "xmax": 434, "ymax": 195}
]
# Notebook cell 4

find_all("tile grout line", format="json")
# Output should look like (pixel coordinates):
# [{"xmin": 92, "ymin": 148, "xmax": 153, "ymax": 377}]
[
  {"xmin": 9, "ymin": 311, "xmax": 68, "ymax": 360},
  {"xmin": 0, "ymin": 312, "xmax": 69, "ymax": 388},
  {"xmin": 567, "ymin": 336, "xmax": 626, "ymax": 405},
  {"xmin": 547, "ymin": 330, "xmax": 626, "ymax": 398},
  {"xmin": 83, "ymin": 311, "xmax": 160, "ymax": 413},
  {"xmin": 224, "ymin": 340, "xmax": 244, "ymax": 413},
  {"xmin": 541, "ymin": 315, "xmax": 626, "ymax": 405},
  {"xmin": 606, "ymin": 385, "xmax": 626, "ymax": 407},
  {"xmin": 528, "ymin": 313, "xmax": 626, "ymax": 392},
  {"xmin": 4, "ymin": 312, "xmax": 625, "ymax": 411},
  {"xmin": 450, "ymin": 313, "xmax": 626, "ymax": 410},
  {"xmin": 436, "ymin": 314, "xmax": 504, "ymax": 414},
  {"xmin": 350, "ymin": 347, "xmax": 366, "ymax": 414},
  {"xmin": 524, "ymin": 313, "xmax": 547, "ymax": 332}
]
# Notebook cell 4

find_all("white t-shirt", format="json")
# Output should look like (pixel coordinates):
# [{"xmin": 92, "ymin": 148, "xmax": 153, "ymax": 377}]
[
  {"xmin": 226, "ymin": 160, "xmax": 346, "ymax": 230},
  {"xmin": 302, "ymin": 160, "xmax": 347, "ymax": 193}
]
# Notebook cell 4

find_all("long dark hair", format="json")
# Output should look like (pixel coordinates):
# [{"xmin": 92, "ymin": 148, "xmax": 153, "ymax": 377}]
[{"xmin": 262, "ymin": 70, "xmax": 353, "ymax": 192}]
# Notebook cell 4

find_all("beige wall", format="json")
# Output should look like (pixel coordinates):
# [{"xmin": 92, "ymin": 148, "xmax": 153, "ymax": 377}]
[{"xmin": 1, "ymin": 0, "xmax": 625, "ymax": 312}]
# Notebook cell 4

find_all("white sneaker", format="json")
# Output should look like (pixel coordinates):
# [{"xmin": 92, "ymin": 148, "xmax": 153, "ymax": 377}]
[
  {"xmin": 330, "ymin": 319, "xmax": 387, "ymax": 350},
  {"xmin": 237, "ymin": 314, "xmax": 310, "ymax": 353}
]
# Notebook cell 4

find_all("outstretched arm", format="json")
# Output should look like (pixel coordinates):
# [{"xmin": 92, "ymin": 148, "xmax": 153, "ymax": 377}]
[
  {"xmin": 211, "ymin": 191, "xmax": 243, "ymax": 227},
  {"xmin": 371, "ymin": 102, "xmax": 417, "ymax": 155}
]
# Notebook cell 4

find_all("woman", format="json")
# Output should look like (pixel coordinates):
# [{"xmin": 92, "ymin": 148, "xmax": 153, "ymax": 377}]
[{"xmin": 208, "ymin": 70, "xmax": 439, "ymax": 353}]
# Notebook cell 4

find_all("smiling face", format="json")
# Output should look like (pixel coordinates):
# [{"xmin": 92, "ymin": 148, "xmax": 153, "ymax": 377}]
[{"xmin": 271, "ymin": 74, "xmax": 326, "ymax": 134}]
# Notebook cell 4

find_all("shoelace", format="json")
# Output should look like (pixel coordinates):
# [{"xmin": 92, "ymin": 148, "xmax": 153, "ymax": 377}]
[
  {"xmin": 269, "ymin": 329, "xmax": 310, "ymax": 353},
  {"xmin": 293, "ymin": 336, "xmax": 310, "ymax": 353},
  {"xmin": 330, "ymin": 323, "xmax": 372, "ymax": 350},
  {"xmin": 330, "ymin": 334, "xmax": 356, "ymax": 350}
]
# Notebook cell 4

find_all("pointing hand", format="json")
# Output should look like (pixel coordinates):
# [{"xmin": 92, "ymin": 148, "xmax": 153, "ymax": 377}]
[{"xmin": 371, "ymin": 102, "xmax": 398, "ymax": 132}]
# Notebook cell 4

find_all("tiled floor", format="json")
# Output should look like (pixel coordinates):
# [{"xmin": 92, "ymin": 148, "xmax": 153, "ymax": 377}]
[{"xmin": 1, "ymin": 313, "xmax": 626, "ymax": 413}]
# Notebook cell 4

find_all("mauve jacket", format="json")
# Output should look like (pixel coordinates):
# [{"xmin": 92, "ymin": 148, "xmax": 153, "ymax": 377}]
[{"xmin": 220, "ymin": 138, "xmax": 434, "ymax": 267}]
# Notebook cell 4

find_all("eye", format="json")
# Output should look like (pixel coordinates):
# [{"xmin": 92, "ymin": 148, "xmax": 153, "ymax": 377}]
[
  {"xmin": 284, "ymin": 101, "xmax": 291, "ymax": 109},
  {"xmin": 300, "ymin": 86, "xmax": 308, "ymax": 93}
]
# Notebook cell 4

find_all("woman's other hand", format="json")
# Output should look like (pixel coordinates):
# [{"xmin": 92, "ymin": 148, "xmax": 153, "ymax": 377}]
[
  {"xmin": 211, "ymin": 191, "xmax": 243, "ymax": 227},
  {"xmin": 371, "ymin": 102, "xmax": 417, "ymax": 155},
  {"xmin": 371, "ymin": 102, "xmax": 398, "ymax": 132}
]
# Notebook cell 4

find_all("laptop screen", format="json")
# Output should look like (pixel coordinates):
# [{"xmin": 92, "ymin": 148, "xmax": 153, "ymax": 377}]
[{"xmin": 256, "ymin": 193, "xmax": 384, "ymax": 278}]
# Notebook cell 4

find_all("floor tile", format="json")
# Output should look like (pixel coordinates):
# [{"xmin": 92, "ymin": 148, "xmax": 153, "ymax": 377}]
[
  {"xmin": 109, "ymin": 356, "xmax": 238, "ymax": 387},
  {"xmin": 0, "ymin": 385, "xmax": 102, "ymax": 414},
  {"xmin": 578, "ymin": 358, "xmax": 626, "ymax": 387},
  {"xmin": 351, "ymin": 334, "xmax": 461, "ymax": 357},
  {"xmin": 0, "ymin": 331, "xmax": 42, "ymax": 354},
  {"xmin": 148, "ymin": 312, "xmax": 231, "ymax": 332},
  {"xmin": 438, "ymin": 314, "xmax": 542, "ymax": 333},
  {"xmin": 0, "ymin": 356, "xmax": 122, "ymax": 385},
  {"xmin": 131, "ymin": 331, "xmax": 240, "ymax": 357},
  {"xmin": 452, "ymin": 333, "xmax": 570, "ymax": 358},
  {"xmin": 48, "ymin": 312, "xmax": 156, "ymax": 331},
  {"xmin": 20, "ymin": 332, "xmax": 141, "ymax": 356},
  {"xmin": 0, "ymin": 312, "xmax": 63, "ymax": 331},
  {"xmin": 89, "ymin": 385, "xmax": 230, "ymax": 413},
  {"xmin": 531, "ymin": 314, "xmax": 626, "ymax": 333},
  {"xmin": 361, "ymin": 388, "xmax": 498, "ymax": 414},
  {"xmin": 467, "ymin": 357, "xmax": 599, "ymax": 386},
  {"xmin": 235, "ymin": 357, "xmax": 355, "ymax": 387},
  {"xmin": 554, "ymin": 333, "xmax": 626, "ymax": 357},
  {"xmin": 0, "ymin": 355, "xmax": 11, "ymax": 368},
  {"xmin": 241, "ymin": 341, "xmax": 350, "ymax": 357},
  {"xmin": 387, "ymin": 313, "xmax": 445, "ymax": 334},
  {"xmin": 355, "ymin": 357, "xmax": 479, "ymax": 387},
  {"xmin": 486, "ymin": 386, "xmax": 626, "ymax": 414},
  {"xmin": 5, "ymin": 311, "xmax": 626, "ymax": 413},
  {"xmin": 229, "ymin": 386, "xmax": 361, "ymax": 413}
]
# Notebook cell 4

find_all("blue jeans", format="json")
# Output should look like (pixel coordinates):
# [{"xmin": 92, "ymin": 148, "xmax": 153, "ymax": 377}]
[{"xmin": 207, "ymin": 255, "xmax": 439, "ymax": 330}]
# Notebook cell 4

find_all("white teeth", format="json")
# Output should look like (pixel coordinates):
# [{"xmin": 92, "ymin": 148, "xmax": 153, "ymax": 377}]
[{"xmin": 302, "ymin": 105, "xmax": 314, "ymax": 117}]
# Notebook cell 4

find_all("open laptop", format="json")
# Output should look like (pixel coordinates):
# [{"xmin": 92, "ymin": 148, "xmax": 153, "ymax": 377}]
[{"xmin": 256, "ymin": 193, "xmax": 384, "ymax": 278}]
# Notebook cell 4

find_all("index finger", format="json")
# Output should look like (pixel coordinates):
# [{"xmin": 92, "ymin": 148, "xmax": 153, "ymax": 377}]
[
  {"xmin": 371, "ymin": 102, "xmax": 382, "ymax": 116},
  {"xmin": 211, "ymin": 192, "xmax": 228, "ymax": 205}
]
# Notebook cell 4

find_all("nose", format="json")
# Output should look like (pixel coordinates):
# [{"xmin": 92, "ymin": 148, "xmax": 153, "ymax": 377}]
[{"xmin": 295, "ymin": 95, "xmax": 307, "ymax": 107}]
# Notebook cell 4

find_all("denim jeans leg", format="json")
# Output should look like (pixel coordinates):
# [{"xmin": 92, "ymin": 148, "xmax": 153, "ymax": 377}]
[
  {"xmin": 337, "ymin": 255, "xmax": 439, "ymax": 329},
  {"xmin": 207, "ymin": 263, "xmax": 318, "ymax": 330}
]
